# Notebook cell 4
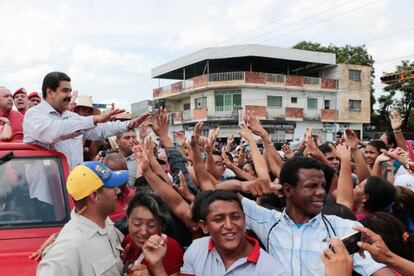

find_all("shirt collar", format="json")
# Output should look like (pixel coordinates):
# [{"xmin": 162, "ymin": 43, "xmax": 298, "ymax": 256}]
[
  {"xmin": 71, "ymin": 208, "xmax": 114, "ymax": 238},
  {"xmin": 208, "ymin": 235, "xmax": 261, "ymax": 264},
  {"xmin": 39, "ymin": 100, "xmax": 71, "ymax": 118},
  {"xmin": 281, "ymin": 208, "xmax": 322, "ymax": 227}
]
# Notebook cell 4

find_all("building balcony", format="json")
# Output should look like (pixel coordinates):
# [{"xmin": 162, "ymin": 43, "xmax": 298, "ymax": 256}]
[
  {"xmin": 153, "ymin": 71, "xmax": 339, "ymax": 99},
  {"xmin": 320, "ymin": 109, "xmax": 337, "ymax": 122}
]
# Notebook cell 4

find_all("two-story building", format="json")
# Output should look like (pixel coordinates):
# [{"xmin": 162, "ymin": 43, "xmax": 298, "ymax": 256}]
[{"xmin": 151, "ymin": 44, "xmax": 371, "ymax": 142}]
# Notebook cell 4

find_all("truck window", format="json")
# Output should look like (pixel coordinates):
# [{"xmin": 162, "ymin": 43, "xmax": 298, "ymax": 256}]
[{"xmin": 0, "ymin": 157, "xmax": 70, "ymax": 228}]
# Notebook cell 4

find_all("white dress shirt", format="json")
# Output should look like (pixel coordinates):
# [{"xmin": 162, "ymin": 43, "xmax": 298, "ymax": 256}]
[{"xmin": 23, "ymin": 101, "xmax": 129, "ymax": 169}]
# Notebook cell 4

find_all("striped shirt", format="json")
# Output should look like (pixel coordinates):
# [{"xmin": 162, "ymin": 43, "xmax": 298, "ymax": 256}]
[{"xmin": 241, "ymin": 197, "xmax": 386, "ymax": 276}]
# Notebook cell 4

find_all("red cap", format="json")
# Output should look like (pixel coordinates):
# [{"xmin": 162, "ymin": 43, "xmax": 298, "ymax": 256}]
[
  {"xmin": 28, "ymin": 92, "xmax": 41, "ymax": 99},
  {"xmin": 13, "ymin": 87, "xmax": 27, "ymax": 99}
]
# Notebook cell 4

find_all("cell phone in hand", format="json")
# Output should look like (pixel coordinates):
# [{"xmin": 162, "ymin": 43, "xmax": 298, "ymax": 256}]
[{"xmin": 330, "ymin": 231, "xmax": 362, "ymax": 255}]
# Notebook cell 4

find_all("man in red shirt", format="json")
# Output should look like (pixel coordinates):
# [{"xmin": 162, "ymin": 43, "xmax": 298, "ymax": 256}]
[
  {"xmin": 13, "ymin": 87, "xmax": 29, "ymax": 115},
  {"xmin": 28, "ymin": 92, "xmax": 41, "ymax": 109},
  {"xmin": 0, "ymin": 87, "xmax": 23, "ymax": 141}
]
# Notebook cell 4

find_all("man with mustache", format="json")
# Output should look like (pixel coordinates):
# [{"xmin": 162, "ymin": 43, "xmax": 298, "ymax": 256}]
[
  {"xmin": 13, "ymin": 88, "xmax": 29, "ymax": 115},
  {"xmin": 23, "ymin": 71, "xmax": 150, "ymax": 169},
  {"xmin": 0, "ymin": 86, "xmax": 23, "ymax": 141}
]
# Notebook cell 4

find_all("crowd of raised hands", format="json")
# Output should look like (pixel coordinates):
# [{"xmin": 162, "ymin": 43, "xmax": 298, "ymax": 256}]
[{"xmin": 121, "ymin": 108, "xmax": 414, "ymax": 275}]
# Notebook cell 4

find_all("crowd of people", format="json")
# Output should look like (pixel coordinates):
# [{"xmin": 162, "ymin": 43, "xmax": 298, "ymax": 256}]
[{"xmin": 1, "ymin": 71, "xmax": 414, "ymax": 275}]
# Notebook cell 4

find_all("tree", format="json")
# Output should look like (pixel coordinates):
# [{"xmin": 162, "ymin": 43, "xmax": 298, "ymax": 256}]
[
  {"xmin": 381, "ymin": 60, "xmax": 414, "ymax": 130},
  {"xmin": 292, "ymin": 41, "xmax": 376, "ymax": 120}
]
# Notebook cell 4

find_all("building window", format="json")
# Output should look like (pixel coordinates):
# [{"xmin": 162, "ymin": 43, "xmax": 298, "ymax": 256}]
[
  {"xmin": 349, "ymin": 100, "xmax": 361, "ymax": 112},
  {"xmin": 349, "ymin": 69, "xmax": 361, "ymax": 82},
  {"xmin": 183, "ymin": 103, "xmax": 190, "ymax": 110},
  {"xmin": 267, "ymin": 96, "xmax": 283, "ymax": 108},
  {"xmin": 195, "ymin": 97, "xmax": 207, "ymax": 109},
  {"xmin": 307, "ymin": 98, "xmax": 318, "ymax": 109},
  {"xmin": 324, "ymin": 100, "xmax": 330, "ymax": 110},
  {"xmin": 215, "ymin": 91, "xmax": 241, "ymax": 112},
  {"xmin": 291, "ymin": 97, "xmax": 298, "ymax": 104}
]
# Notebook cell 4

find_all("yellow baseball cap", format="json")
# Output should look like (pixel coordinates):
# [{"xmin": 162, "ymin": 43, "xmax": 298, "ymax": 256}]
[{"xmin": 67, "ymin": 161, "xmax": 128, "ymax": 200}]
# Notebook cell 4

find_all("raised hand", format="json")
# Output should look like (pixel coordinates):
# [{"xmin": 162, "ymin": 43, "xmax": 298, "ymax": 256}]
[
  {"xmin": 321, "ymin": 238, "xmax": 353, "ymax": 276},
  {"xmin": 390, "ymin": 111, "xmax": 404, "ymax": 130},
  {"xmin": 142, "ymin": 234, "xmax": 168, "ymax": 266},
  {"xmin": 133, "ymin": 144, "xmax": 150, "ymax": 174},
  {"xmin": 129, "ymin": 113, "xmax": 151, "ymax": 130},
  {"xmin": 93, "ymin": 108, "xmax": 126, "ymax": 124},
  {"xmin": 282, "ymin": 144, "xmax": 294, "ymax": 159},
  {"xmin": 240, "ymin": 124, "xmax": 255, "ymax": 142},
  {"xmin": 241, "ymin": 178, "xmax": 271, "ymax": 197},
  {"xmin": 173, "ymin": 170, "xmax": 195, "ymax": 203},
  {"xmin": 381, "ymin": 147, "xmax": 408, "ymax": 165},
  {"xmin": 353, "ymin": 226, "xmax": 393, "ymax": 264},
  {"xmin": 331, "ymin": 143, "xmax": 351, "ymax": 161},
  {"xmin": 174, "ymin": 131, "xmax": 187, "ymax": 147},
  {"xmin": 246, "ymin": 114, "xmax": 267, "ymax": 137},
  {"xmin": 344, "ymin": 128, "xmax": 359, "ymax": 150},
  {"xmin": 150, "ymin": 108, "xmax": 169, "ymax": 137}
]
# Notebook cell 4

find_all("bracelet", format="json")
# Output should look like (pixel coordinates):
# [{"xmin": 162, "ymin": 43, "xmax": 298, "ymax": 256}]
[{"xmin": 393, "ymin": 128, "xmax": 402, "ymax": 133}]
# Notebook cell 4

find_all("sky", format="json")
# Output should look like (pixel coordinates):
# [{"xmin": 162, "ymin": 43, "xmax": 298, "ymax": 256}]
[{"xmin": 0, "ymin": 0, "xmax": 413, "ymax": 111}]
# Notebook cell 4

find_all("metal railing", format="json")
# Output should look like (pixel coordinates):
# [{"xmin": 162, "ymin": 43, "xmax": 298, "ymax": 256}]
[
  {"xmin": 304, "ymin": 76, "xmax": 320, "ymax": 85},
  {"xmin": 266, "ymin": 73, "xmax": 285, "ymax": 83},
  {"xmin": 182, "ymin": 110, "xmax": 191, "ymax": 121},
  {"xmin": 215, "ymin": 105, "xmax": 241, "ymax": 112},
  {"xmin": 208, "ymin": 72, "xmax": 245, "ymax": 82}
]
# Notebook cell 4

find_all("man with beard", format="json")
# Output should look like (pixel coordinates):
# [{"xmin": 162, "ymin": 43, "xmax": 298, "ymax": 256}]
[
  {"xmin": 0, "ymin": 87, "xmax": 23, "ymax": 141},
  {"xmin": 37, "ymin": 161, "xmax": 128, "ymax": 275},
  {"xmin": 180, "ymin": 190, "xmax": 286, "ymax": 276},
  {"xmin": 116, "ymin": 130, "xmax": 138, "ymax": 187},
  {"xmin": 23, "ymin": 72, "xmax": 150, "ymax": 169},
  {"xmin": 13, "ymin": 88, "xmax": 29, "ymax": 115},
  {"xmin": 240, "ymin": 157, "xmax": 395, "ymax": 275}
]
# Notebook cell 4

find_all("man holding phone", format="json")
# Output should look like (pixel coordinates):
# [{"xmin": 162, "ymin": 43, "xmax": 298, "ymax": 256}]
[{"xmin": 240, "ymin": 157, "xmax": 395, "ymax": 275}]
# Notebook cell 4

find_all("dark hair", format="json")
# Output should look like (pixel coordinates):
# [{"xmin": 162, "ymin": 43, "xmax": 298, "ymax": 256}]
[
  {"xmin": 318, "ymin": 142, "xmax": 335, "ymax": 155},
  {"xmin": 126, "ymin": 192, "xmax": 170, "ymax": 228},
  {"xmin": 198, "ymin": 190, "xmax": 243, "ymax": 221},
  {"xmin": 243, "ymin": 160, "xmax": 256, "ymax": 174},
  {"xmin": 212, "ymin": 150, "xmax": 222, "ymax": 157},
  {"xmin": 191, "ymin": 191, "xmax": 214, "ymax": 223},
  {"xmin": 322, "ymin": 197, "xmax": 356, "ymax": 220},
  {"xmin": 363, "ymin": 176, "xmax": 396, "ymax": 213},
  {"xmin": 224, "ymin": 151, "xmax": 233, "ymax": 162},
  {"xmin": 279, "ymin": 157, "xmax": 324, "ymax": 187},
  {"xmin": 393, "ymin": 186, "xmax": 414, "ymax": 229},
  {"xmin": 42, "ymin": 71, "xmax": 70, "ymax": 99},
  {"xmin": 367, "ymin": 140, "xmax": 387, "ymax": 153},
  {"xmin": 320, "ymin": 163, "xmax": 335, "ymax": 193},
  {"xmin": 257, "ymin": 194, "xmax": 285, "ymax": 211},
  {"xmin": 362, "ymin": 212, "xmax": 413, "ymax": 260},
  {"xmin": 383, "ymin": 132, "xmax": 397, "ymax": 148}
]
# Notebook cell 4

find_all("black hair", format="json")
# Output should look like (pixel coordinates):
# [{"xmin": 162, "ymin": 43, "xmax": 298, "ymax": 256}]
[
  {"xmin": 198, "ymin": 190, "xmax": 243, "ymax": 221},
  {"xmin": 42, "ymin": 71, "xmax": 71, "ymax": 99},
  {"xmin": 212, "ymin": 149, "xmax": 222, "ymax": 157},
  {"xmin": 126, "ymin": 192, "xmax": 170, "ymax": 228},
  {"xmin": 383, "ymin": 132, "xmax": 397, "ymax": 148},
  {"xmin": 367, "ymin": 140, "xmax": 387, "ymax": 153},
  {"xmin": 362, "ymin": 212, "xmax": 414, "ymax": 261},
  {"xmin": 279, "ymin": 157, "xmax": 325, "ymax": 187},
  {"xmin": 322, "ymin": 197, "xmax": 356, "ymax": 220},
  {"xmin": 393, "ymin": 186, "xmax": 414, "ymax": 229},
  {"xmin": 257, "ymin": 194, "xmax": 285, "ymax": 211},
  {"xmin": 320, "ymin": 163, "xmax": 335, "ymax": 193},
  {"xmin": 224, "ymin": 151, "xmax": 233, "ymax": 162},
  {"xmin": 243, "ymin": 160, "xmax": 256, "ymax": 175},
  {"xmin": 318, "ymin": 142, "xmax": 335, "ymax": 155},
  {"xmin": 363, "ymin": 176, "xmax": 396, "ymax": 213},
  {"xmin": 191, "ymin": 191, "xmax": 214, "ymax": 223}
]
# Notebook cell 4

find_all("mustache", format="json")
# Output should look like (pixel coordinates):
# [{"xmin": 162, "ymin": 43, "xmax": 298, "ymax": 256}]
[{"xmin": 63, "ymin": 97, "xmax": 71, "ymax": 102}]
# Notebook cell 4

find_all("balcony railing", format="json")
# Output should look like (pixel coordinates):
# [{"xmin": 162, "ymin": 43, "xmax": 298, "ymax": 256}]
[
  {"xmin": 153, "ymin": 71, "xmax": 339, "ymax": 98},
  {"xmin": 215, "ymin": 105, "xmax": 241, "ymax": 112}
]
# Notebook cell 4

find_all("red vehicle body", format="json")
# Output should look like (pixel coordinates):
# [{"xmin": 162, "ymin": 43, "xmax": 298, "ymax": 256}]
[{"xmin": 0, "ymin": 143, "xmax": 73, "ymax": 275}]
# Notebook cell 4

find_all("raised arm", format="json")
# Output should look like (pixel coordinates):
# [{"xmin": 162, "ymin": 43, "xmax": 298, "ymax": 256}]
[
  {"xmin": 191, "ymin": 122, "xmax": 217, "ymax": 191},
  {"xmin": 390, "ymin": 111, "xmax": 407, "ymax": 150},
  {"xmin": 304, "ymin": 128, "xmax": 330, "ymax": 166},
  {"xmin": 222, "ymin": 152, "xmax": 256, "ymax": 181},
  {"xmin": 205, "ymin": 128, "xmax": 222, "ymax": 180},
  {"xmin": 247, "ymin": 115, "xmax": 282, "ymax": 177},
  {"xmin": 133, "ymin": 145, "xmax": 194, "ymax": 231},
  {"xmin": 145, "ymin": 137, "xmax": 174, "ymax": 186},
  {"xmin": 345, "ymin": 128, "xmax": 371, "ymax": 182},
  {"xmin": 240, "ymin": 125, "xmax": 270, "ymax": 183},
  {"xmin": 331, "ymin": 144, "xmax": 354, "ymax": 210}
]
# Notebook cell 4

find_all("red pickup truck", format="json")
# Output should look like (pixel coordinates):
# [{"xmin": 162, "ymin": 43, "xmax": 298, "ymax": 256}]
[{"xmin": 0, "ymin": 143, "xmax": 73, "ymax": 275}]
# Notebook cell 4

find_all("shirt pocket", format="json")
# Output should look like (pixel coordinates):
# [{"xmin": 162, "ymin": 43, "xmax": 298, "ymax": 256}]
[{"xmin": 92, "ymin": 254, "xmax": 119, "ymax": 276}]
